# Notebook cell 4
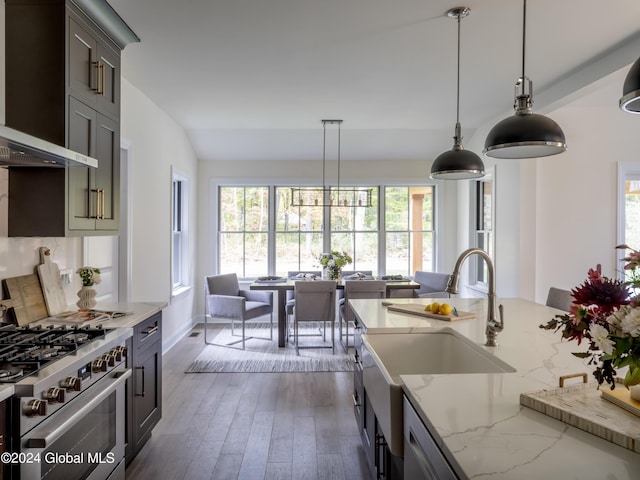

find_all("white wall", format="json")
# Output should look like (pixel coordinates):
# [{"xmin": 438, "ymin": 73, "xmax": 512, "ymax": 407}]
[
  {"xmin": 120, "ymin": 79, "xmax": 198, "ymax": 351},
  {"xmin": 530, "ymin": 69, "xmax": 638, "ymax": 303}
]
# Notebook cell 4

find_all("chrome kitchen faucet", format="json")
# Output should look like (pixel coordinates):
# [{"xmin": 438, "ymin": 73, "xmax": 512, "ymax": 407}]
[{"xmin": 446, "ymin": 248, "xmax": 504, "ymax": 347}]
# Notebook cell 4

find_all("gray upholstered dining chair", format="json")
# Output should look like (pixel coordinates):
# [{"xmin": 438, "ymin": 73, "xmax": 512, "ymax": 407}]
[
  {"xmin": 285, "ymin": 271, "xmax": 322, "ymax": 328},
  {"xmin": 292, "ymin": 280, "xmax": 337, "ymax": 354},
  {"xmin": 339, "ymin": 280, "xmax": 386, "ymax": 352},
  {"xmin": 413, "ymin": 271, "xmax": 452, "ymax": 298},
  {"xmin": 546, "ymin": 287, "xmax": 573, "ymax": 311},
  {"xmin": 204, "ymin": 273, "xmax": 274, "ymax": 349},
  {"xmin": 336, "ymin": 270, "xmax": 373, "ymax": 302}
]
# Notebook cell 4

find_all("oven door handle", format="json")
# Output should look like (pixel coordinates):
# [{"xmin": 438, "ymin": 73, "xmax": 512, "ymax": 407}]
[{"xmin": 27, "ymin": 369, "xmax": 131, "ymax": 449}]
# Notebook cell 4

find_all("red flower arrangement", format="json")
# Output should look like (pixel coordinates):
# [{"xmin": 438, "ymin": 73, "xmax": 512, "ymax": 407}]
[{"xmin": 540, "ymin": 246, "xmax": 640, "ymax": 389}]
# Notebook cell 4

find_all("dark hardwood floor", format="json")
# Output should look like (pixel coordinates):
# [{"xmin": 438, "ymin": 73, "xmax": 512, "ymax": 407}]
[{"xmin": 125, "ymin": 325, "xmax": 371, "ymax": 480}]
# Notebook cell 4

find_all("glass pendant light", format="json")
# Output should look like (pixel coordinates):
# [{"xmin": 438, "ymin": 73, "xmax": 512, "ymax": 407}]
[
  {"xmin": 430, "ymin": 7, "xmax": 484, "ymax": 180},
  {"xmin": 620, "ymin": 56, "xmax": 640, "ymax": 113},
  {"xmin": 483, "ymin": 0, "xmax": 567, "ymax": 159}
]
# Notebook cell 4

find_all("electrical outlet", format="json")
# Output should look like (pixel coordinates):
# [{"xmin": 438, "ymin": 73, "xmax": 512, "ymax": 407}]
[{"xmin": 60, "ymin": 269, "xmax": 73, "ymax": 285}]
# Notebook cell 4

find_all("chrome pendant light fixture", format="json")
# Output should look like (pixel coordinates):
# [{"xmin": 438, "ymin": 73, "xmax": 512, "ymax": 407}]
[
  {"xmin": 483, "ymin": 0, "xmax": 566, "ymax": 159},
  {"xmin": 290, "ymin": 120, "xmax": 373, "ymax": 207},
  {"xmin": 430, "ymin": 7, "xmax": 484, "ymax": 180},
  {"xmin": 620, "ymin": 56, "xmax": 640, "ymax": 113}
]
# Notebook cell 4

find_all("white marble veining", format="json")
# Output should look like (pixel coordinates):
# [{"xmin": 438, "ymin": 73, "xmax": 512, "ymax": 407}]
[{"xmin": 350, "ymin": 297, "xmax": 640, "ymax": 479}]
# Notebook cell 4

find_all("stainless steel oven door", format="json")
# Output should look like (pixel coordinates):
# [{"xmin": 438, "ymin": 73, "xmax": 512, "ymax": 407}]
[{"xmin": 20, "ymin": 368, "xmax": 131, "ymax": 480}]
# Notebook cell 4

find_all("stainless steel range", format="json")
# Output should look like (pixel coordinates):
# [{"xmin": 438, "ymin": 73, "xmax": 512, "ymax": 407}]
[{"xmin": 0, "ymin": 323, "xmax": 132, "ymax": 480}]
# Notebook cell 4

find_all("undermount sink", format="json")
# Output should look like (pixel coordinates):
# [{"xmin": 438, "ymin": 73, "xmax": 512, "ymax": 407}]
[{"xmin": 361, "ymin": 328, "xmax": 515, "ymax": 456}]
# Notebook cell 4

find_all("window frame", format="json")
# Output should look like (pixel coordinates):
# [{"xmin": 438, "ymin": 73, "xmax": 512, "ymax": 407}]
[
  {"xmin": 171, "ymin": 167, "xmax": 190, "ymax": 299},
  {"xmin": 214, "ymin": 181, "xmax": 439, "ymax": 278},
  {"xmin": 469, "ymin": 169, "xmax": 495, "ymax": 293}
]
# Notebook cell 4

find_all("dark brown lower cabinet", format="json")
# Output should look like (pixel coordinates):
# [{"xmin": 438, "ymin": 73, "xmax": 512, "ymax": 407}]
[{"xmin": 126, "ymin": 312, "xmax": 162, "ymax": 465}]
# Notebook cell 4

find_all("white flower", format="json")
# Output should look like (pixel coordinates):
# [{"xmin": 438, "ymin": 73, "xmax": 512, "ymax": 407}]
[
  {"xmin": 92, "ymin": 273, "xmax": 102, "ymax": 285},
  {"xmin": 619, "ymin": 306, "xmax": 640, "ymax": 337},
  {"xmin": 589, "ymin": 323, "xmax": 615, "ymax": 355}
]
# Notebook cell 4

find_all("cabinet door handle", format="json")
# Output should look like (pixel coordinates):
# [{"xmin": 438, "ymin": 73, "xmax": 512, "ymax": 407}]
[
  {"xmin": 375, "ymin": 433, "xmax": 387, "ymax": 479},
  {"xmin": 92, "ymin": 61, "xmax": 100, "ymax": 93},
  {"xmin": 135, "ymin": 365, "xmax": 145, "ymax": 397},
  {"xmin": 95, "ymin": 61, "xmax": 105, "ymax": 95},
  {"xmin": 91, "ymin": 189, "xmax": 101, "ymax": 219},
  {"xmin": 99, "ymin": 189, "xmax": 105, "ymax": 219}
]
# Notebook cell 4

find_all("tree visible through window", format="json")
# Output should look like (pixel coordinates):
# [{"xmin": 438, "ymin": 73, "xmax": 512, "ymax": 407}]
[
  {"xmin": 219, "ymin": 187, "xmax": 269, "ymax": 277},
  {"xmin": 384, "ymin": 186, "xmax": 434, "ymax": 275}
]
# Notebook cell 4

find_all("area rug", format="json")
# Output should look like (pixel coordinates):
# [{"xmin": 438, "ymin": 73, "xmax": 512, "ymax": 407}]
[{"xmin": 185, "ymin": 323, "xmax": 353, "ymax": 373}]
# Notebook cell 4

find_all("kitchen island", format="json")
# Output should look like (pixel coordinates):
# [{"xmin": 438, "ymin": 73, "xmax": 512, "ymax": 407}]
[{"xmin": 350, "ymin": 297, "xmax": 640, "ymax": 479}]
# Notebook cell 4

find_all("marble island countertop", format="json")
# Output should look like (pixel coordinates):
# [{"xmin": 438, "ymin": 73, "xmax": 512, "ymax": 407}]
[{"xmin": 350, "ymin": 297, "xmax": 640, "ymax": 479}]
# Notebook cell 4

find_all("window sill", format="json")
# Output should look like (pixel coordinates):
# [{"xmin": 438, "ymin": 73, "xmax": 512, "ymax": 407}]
[{"xmin": 171, "ymin": 285, "xmax": 192, "ymax": 303}]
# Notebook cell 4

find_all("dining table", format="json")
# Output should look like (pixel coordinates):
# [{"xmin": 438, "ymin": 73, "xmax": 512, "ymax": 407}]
[{"xmin": 249, "ymin": 277, "xmax": 420, "ymax": 347}]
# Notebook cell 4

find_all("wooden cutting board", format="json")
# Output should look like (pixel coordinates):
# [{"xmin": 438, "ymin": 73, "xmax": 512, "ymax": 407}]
[
  {"xmin": 2, "ymin": 274, "xmax": 49, "ymax": 326},
  {"xmin": 36, "ymin": 247, "xmax": 68, "ymax": 316},
  {"xmin": 386, "ymin": 303, "xmax": 476, "ymax": 321}
]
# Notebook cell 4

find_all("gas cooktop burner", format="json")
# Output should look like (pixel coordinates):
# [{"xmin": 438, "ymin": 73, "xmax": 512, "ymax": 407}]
[
  {"xmin": 0, "ymin": 365, "xmax": 23, "ymax": 380},
  {"xmin": 0, "ymin": 324, "xmax": 113, "ymax": 382}
]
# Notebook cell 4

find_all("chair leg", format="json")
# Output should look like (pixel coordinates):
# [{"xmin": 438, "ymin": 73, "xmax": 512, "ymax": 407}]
[
  {"xmin": 331, "ymin": 318, "xmax": 335, "ymax": 354},
  {"xmin": 270, "ymin": 313, "xmax": 273, "ymax": 340},
  {"xmin": 242, "ymin": 321, "xmax": 246, "ymax": 350},
  {"xmin": 295, "ymin": 318, "xmax": 299, "ymax": 355}
]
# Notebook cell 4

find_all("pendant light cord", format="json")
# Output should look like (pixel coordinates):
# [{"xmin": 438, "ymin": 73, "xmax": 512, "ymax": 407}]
[
  {"xmin": 521, "ymin": 0, "xmax": 527, "ymax": 96},
  {"xmin": 322, "ymin": 120, "xmax": 327, "ymax": 189},
  {"xmin": 456, "ymin": 12, "xmax": 461, "ymax": 126},
  {"xmin": 337, "ymin": 121, "xmax": 341, "ymax": 189}
]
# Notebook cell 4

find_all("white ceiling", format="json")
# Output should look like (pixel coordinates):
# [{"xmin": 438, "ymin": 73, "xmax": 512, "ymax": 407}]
[{"xmin": 108, "ymin": 0, "xmax": 640, "ymax": 162}]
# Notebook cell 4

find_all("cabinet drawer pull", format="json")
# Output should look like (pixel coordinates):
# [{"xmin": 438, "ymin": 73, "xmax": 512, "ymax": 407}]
[
  {"xmin": 352, "ymin": 393, "xmax": 361, "ymax": 408},
  {"xmin": 135, "ymin": 365, "xmax": 145, "ymax": 397},
  {"xmin": 142, "ymin": 325, "xmax": 159, "ymax": 337}
]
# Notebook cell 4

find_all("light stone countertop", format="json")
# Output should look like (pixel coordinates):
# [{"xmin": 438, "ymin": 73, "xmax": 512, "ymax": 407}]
[
  {"xmin": 39, "ymin": 301, "xmax": 166, "ymax": 330},
  {"xmin": 0, "ymin": 303, "xmax": 165, "ymax": 404},
  {"xmin": 350, "ymin": 297, "xmax": 640, "ymax": 479}
]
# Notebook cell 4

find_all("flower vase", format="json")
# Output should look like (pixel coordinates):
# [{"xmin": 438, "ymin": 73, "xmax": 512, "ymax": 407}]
[
  {"xmin": 76, "ymin": 286, "xmax": 97, "ymax": 310},
  {"xmin": 327, "ymin": 268, "xmax": 342, "ymax": 281},
  {"xmin": 630, "ymin": 384, "xmax": 640, "ymax": 401}
]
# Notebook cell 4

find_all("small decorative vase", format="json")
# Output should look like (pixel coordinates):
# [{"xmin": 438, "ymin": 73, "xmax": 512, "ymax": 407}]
[
  {"xmin": 630, "ymin": 384, "xmax": 640, "ymax": 401},
  {"xmin": 76, "ymin": 286, "xmax": 97, "ymax": 310}
]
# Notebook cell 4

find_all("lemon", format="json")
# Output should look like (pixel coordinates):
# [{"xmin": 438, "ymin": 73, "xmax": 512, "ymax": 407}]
[
  {"xmin": 438, "ymin": 303, "xmax": 453, "ymax": 315},
  {"xmin": 424, "ymin": 304, "xmax": 432, "ymax": 312},
  {"xmin": 430, "ymin": 302, "xmax": 440, "ymax": 313}
]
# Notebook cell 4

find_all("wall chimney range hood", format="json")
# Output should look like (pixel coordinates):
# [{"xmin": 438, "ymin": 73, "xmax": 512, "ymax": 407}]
[{"xmin": 0, "ymin": 124, "xmax": 98, "ymax": 168}]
